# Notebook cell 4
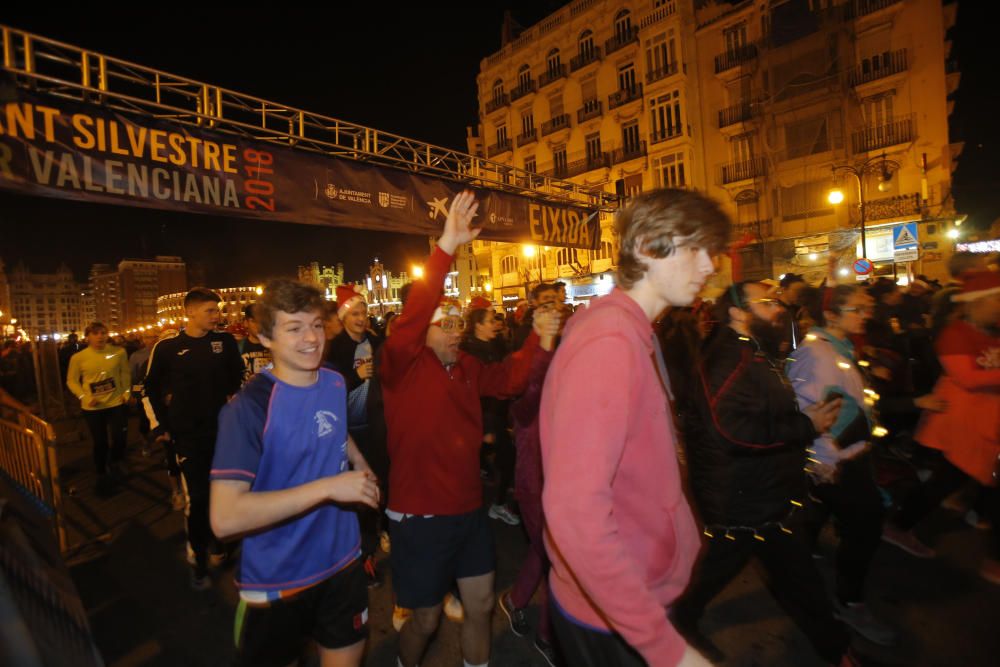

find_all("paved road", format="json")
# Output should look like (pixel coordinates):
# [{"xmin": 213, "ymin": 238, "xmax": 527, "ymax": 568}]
[{"xmin": 54, "ymin": 417, "xmax": 1000, "ymax": 666}]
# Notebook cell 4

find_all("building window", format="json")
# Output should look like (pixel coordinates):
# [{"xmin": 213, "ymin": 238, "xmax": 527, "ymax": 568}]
[
  {"xmin": 501, "ymin": 255, "xmax": 519, "ymax": 274},
  {"xmin": 581, "ymin": 78, "xmax": 598, "ymax": 106},
  {"xmin": 547, "ymin": 48, "xmax": 561, "ymax": 75},
  {"xmin": 517, "ymin": 63, "xmax": 532, "ymax": 88},
  {"xmin": 585, "ymin": 132, "xmax": 602, "ymax": 163},
  {"xmin": 618, "ymin": 63, "xmax": 637, "ymax": 92},
  {"xmin": 495, "ymin": 124, "xmax": 508, "ymax": 145},
  {"xmin": 595, "ymin": 240, "xmax": 615, "ymax": 261},
  {"xmin": 492, "ymin": 79, "xmax": 505, "ymax": 102},
  {"xmin": 622, "ymin": 122, "xmax": 641, "ymax": 154},
  {"xmin": 614, "ymin": 9, "xmax": 632, "ymax": 41},
  {"xmin": 521, "ymin": 110, "xmax": 535, "ymax": 136},
  {"xmin": 549, "ymin": 92, "xmax": 564, "ymax": 119},
  {"xmin": 731, "ymin": 133, "xmax": 755, "ymax": 163},
  {"xmin": 652, "ymin": 152, "xmax": 687, "ymax": 188},
  {"xmin": 645, "ymin": 30, "xmax": 677, "ymax": 77},
  {"xmin": 553, "ymin": 145, "xmax": 568, "ymax": 175},
  {"xmin": 650, "ymin": 90, "xmax": 682, "ymax": 140},
  {"xmin": 524, "ymin": 156, "xmax": 536, "ymax": 173},
  {"xmin": 784, "ymin": 116, "xmax": 829, "ymax": 159},
  {"xmin": 723, "ymin": 22, "xmax": 748, "ymax": 55},
  {"xmin": 557, "ymin": 247, "xmax": 578, "ymax": 267},
  {"xmin": 776, "ymin": 180, "xmax": 833, "ymax": 220},
  {"xmin": 579, "ymin": 29, "xmax": 596, "ymax": 60},
  {"xmin": 862, "ymin": 92, "xmax": 895, "ymax": 127}
]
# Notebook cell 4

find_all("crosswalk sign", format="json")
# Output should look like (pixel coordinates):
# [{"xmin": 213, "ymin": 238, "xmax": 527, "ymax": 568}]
[{"xmin": 893, "ymin": 223, "xmax": 919, "ymax": 249}]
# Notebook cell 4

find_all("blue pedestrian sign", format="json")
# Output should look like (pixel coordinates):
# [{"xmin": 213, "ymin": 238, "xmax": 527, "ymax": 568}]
[{"xmin": 893, "ymin": 223, "xmax": 919, "ymax": 262}]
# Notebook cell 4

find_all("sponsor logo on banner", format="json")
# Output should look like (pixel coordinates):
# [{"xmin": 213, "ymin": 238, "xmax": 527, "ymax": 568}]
[
  {"xmin": 0, "ymin": 86, "xmax": 600, "ymax": 251},
  {"xmin": 427, "ymin": 196, "xmax": 449, "ymax": 220},
  {"xmin": 489, "ymin": 212, "xmax": 515, "ymax": 226}
]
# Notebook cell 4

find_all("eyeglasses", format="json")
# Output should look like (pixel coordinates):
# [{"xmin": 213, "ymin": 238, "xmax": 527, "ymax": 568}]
[
  {"xmin": 747, "ymin": 298, "xmax": 780, "ymax": 307},
  {"xmin": 840, "ymin": 306, "xmax": 875, "ymax": 314},
  {"xmin": 432, "ymin": 317, "xmax": 466, "ymax": 333}
]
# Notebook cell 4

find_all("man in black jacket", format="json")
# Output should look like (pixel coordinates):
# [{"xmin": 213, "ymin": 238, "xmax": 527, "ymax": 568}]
[
  {"xmin": 674, "ymin": 281, "xmax": 853, "ymax": 665},
  {"xmin": 144, "ymin": 287, "xmax": 244, "ymax": 590}
]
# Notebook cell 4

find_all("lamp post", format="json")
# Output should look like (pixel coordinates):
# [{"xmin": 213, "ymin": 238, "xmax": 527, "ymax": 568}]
[
  {"xmin": 521, "ymin": 244, "xmax": 538, "ymax": 299},
  {"xmin": 827, "ymin": 152, "xmax": 898, "ymax": 260}
]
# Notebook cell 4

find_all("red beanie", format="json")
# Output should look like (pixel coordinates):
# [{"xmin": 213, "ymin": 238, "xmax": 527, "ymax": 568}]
[
  {"xmin": 953, "ymin": 271, "xmax": 1000, "ymax": 302},
  {"xmin": 335, "ymin": 284, "xmax": 366, "ymax": 318},
  {"xmin": 468, "ymin": 296, "xmax": 492, "ymax": 311}
]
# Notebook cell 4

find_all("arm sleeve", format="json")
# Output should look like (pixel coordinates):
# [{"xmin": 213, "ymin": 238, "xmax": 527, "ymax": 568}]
[
  {"xmin": 702, "ymin": 351, "xmax": 814, "ymax": 452},
  {"xmin": 211, "ymin": 399, "xmax": 263, "ymax": 484},
  {"xmin": 226, "ymin": 336, "xmax": 245, "ymax": 396},
  {"xmin": 510, "ymin": 348, "xmax": 554, "ymax": 426},
  {"xmin": 939, "ymin": 354, "xmax": 1000, "ymax": 390},
  {"xmin": 478, "ymin": 331, "xmax": 539, "ymax": 398},
  {"xmin": 142, "ymin": 339, "xmax": 171, "ymax": 432},
  {"xmin": 541, "ymin": 336, "xmax": 687, "ymax": 666},
  {"xmin": 381, "ymin": 247, "xmax": 452, "ymax": 388},
  {"xmin": 65, "ymin": 353, "xmax": 84, "ymax": 399}
]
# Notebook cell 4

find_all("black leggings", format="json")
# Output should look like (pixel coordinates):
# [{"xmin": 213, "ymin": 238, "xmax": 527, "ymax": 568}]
[
  {"xmin": 674, "ymin": 521, "xmax": 849, "ymax": 663},
  {"xmin": 806, "ymin": 455, "xmax": 885, "ymax": 605},
  {"xmin": 82, "ymin": 404, "xmax": 128, "ymax": 474}
]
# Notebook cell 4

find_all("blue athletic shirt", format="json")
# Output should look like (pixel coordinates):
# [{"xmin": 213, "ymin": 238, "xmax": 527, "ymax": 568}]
[{"xmin": 211, "ymin": 367, "xmax": 361, "ymax": 601}]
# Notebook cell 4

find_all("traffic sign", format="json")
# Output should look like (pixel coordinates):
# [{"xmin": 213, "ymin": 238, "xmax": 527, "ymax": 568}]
[
  {"xmin": 893, "ymin": 223, "xmax": 919, "ymax": 249},
  {"xmin": 853, "ymin": 258, "xmax": 873, "ymax": 275}
]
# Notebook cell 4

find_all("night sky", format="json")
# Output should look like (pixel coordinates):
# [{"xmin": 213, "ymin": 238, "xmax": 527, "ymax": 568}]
[{"xmin": 1, "ymin": 1, "xmax": 997, "ymax": 286}]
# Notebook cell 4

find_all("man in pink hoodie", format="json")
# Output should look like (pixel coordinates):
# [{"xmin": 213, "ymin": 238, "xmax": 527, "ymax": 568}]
[{"xmin": 540, "ymin": 189, "xmax": 730, "ymax": 667}]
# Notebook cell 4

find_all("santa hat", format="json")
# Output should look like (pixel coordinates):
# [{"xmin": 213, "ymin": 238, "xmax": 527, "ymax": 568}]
[
  {"xmin": 335, "ymin": 284, "xmax": 366, "ymax": 319},
  {"xmin": 431, "ymin": 297, "xmax": 462, "ymax": 324},
  {"xmin": 226, "ymin": 322, "xmax": 247, "ymax": 337},
  {"xmin": 953, "ymin": 271, "xmax": 1000, "ymax": 302},
  {"xmin": 468, "ymin": 296, "xmax": 492, "ymax": 311}
]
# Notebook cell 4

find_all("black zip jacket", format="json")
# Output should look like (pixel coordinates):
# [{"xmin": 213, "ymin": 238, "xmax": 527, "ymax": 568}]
[
  {"xmin": 686, "ymin": 327, "xmax": 816, "ymax": 527},
  {"xmin": 143, "ymin": 330, "xmax": 243, "ymax": 447}
]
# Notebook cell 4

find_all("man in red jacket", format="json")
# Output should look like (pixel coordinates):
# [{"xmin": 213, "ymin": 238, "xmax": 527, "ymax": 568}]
[
  {"xmin": 541, "ymin": 189, "xmax": 730, "ymax": 667},
  {"xmin": 381, "ymin": 191, "xmax": 559, "ymax": 667}
]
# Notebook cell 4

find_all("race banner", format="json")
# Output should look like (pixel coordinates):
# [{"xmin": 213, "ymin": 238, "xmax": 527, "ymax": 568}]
[{"xmin": 0, "ymin": 86, "xmax": 601, "ymax": 250}]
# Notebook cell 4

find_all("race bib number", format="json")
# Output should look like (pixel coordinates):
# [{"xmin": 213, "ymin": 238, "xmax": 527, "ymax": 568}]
[{"xmin": 89, "ymin": 377, "xmax": 116, "ymax": 397}]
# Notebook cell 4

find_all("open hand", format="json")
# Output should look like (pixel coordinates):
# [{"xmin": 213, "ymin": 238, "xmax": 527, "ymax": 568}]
[{"xmin": 438, "ymin": 190, "xmax": 481, "ymax": 255}]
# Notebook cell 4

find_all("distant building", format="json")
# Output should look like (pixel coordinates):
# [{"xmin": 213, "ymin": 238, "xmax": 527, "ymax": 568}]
[
  {"xmin": 155, "ymin": 285, "xmax": 260, "ymax": 328},
  {"xmin": 8, "ymin": 262, "xmax": 87, "ymax": 338}
]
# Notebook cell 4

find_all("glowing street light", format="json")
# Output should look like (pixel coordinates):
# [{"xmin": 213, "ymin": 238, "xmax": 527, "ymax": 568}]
[
  {"xmin": 947, "ymin": 228, "xmax": 960, "ymax": 240},
  {"xmin": 522, "ymin": 244, "xmax": 537, "ymax": 258},
  {"xmin": 412, "ymin": 265, "xmax": 425, "ymax": 279},
  {"xmin": 484, "ymin": 282, "xmax": 493, "ymax": 292},
  {"xmin": 827, "ymin": 188, "xmax": 845, "ymax": 205},
  {"xmin": 255, "ymin": 286, "xmax": 263, "ymax": 296}
]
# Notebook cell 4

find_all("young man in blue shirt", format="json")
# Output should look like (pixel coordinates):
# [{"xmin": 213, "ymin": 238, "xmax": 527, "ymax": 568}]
[{"xmin": 210, "ymin": 279, "xmax": 379, "ymax": 667}]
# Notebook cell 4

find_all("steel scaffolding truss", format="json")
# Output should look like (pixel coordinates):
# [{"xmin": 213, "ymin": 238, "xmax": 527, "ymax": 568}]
[{"xmin": 1, "ymin": 25, "xmax": 615, "ymax": 212}]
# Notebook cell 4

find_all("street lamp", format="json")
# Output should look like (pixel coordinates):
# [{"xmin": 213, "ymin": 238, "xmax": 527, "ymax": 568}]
[
  {"xmin": 827, "ymin": 152, "xmax": 898, "ymax": 260},
  {"xmin": 412, "ymin": 265, "xmax": 424, "ymax": 279}
]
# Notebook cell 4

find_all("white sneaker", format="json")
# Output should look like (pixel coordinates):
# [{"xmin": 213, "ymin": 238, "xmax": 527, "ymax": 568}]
[{"xmin": 489, "ymin": 503, "xmax": 521, "ymax": 526}]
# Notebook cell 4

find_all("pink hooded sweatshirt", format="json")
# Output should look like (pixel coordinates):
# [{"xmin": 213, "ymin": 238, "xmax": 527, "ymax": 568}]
[{"xmin": 540, "ymin": 288, "xmax": 700, "ymax": 666}]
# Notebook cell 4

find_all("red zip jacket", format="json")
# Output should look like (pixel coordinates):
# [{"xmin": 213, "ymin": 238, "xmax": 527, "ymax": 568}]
[
  {"xmin": 540, "ymin": 288, "xmax": 700, "ymax": 666},
  {"xmin": 381, "ymin": 247, "xmax": 539, "ymax": 515}
]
